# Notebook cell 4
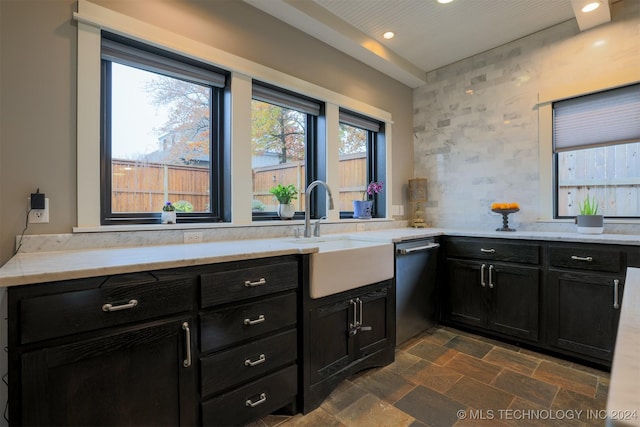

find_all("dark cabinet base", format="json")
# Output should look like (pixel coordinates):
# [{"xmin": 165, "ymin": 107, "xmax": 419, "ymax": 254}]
[{"xmin": 300, "ymin": 279, "xmax": 395, "ymax": 414}]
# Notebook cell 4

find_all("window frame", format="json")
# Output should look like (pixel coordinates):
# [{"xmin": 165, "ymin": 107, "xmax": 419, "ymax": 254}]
[
  {"xmin": 250, "ymin": 81, "xmax": 324, "ymax": 221},
  {"xmin": 537, "ymin": 70, "xmax": 639, "ymax": 223},
  {"xmin": 338, "ymin": 109, "xmax": 386, "ymax": 219},
  {"xmin": 99, "ymin": 33, "xmax": 229, "ymax": 225},
  {"xmin": 552, "ymin": 83, "xmax": 640, "ymax": 220}
]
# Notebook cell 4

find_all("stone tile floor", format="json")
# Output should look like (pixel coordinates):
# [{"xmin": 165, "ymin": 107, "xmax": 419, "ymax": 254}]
[{"xmin": 252, "ymin": 326, "xmax": 610, "ymax": 427}]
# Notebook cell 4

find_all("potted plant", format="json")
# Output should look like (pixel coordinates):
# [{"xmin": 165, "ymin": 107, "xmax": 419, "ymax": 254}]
[
  {"xmin": 161, "ymin": 201, "xmax": 177, "ymax": 224},
  {"xmin": 269, "ymin": 184, "xmax": 298, "ymax": 219},
  {"xmin": 353, "ymin": 181, "xmax": 383, "ymax": 219},
  {"xmin": 576, "ymin": 195, "xmax": 603, "ymax": 234}
]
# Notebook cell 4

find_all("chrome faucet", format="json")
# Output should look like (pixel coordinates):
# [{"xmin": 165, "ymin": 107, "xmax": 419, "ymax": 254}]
[{"xmin": 304, "ymin": 180, "xmax": 334, "ymax": 237}]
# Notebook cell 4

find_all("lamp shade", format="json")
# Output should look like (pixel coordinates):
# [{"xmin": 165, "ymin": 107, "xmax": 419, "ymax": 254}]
[{"xmin": 408, "ymin": 178, "xmax": 428, "ymax": 202}]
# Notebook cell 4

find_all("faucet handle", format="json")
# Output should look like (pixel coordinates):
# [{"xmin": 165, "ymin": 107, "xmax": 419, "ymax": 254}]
[{"xmin": 313, "ymin": 217, "xmax": 327, "ymax": 237}]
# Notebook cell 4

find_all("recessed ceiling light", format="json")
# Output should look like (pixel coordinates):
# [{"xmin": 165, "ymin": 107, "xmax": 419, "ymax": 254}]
[
  {"xmin": 582, "ymin": 2, "xmax": 600, "ymax": 13},
  {"xmin": 383, "ymin": 31, "xmax": 395, "ymax": 39},
  {"xmin": 438, "ymin": 0, "xmax": 455, "ymax": 4}
]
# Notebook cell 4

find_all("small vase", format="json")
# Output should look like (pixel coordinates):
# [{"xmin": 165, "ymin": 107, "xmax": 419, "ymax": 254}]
[
  {"xmin": 161, "ymin": 211, "xmax": 177, "ymax": 224},
  {"xmin": 277, "ymin": 203, "xmax": 296, "ymax": 220},
  {"xmin": 353, "ymin": 200, "xmax": 373, "ymax": 219},
  {"xmin": 576, "ymin": 215, "xmax": 604, "ymax": 234}
]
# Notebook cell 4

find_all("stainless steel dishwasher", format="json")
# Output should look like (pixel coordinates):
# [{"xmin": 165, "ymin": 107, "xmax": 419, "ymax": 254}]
[{"xmin": 395, "ymin": 238, "xmax": 440, "ymax": 345}]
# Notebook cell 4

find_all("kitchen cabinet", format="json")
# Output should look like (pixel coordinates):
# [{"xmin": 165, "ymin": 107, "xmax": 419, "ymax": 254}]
[
  {"xmin": 198, "ymin": 256, "xmax": 300, "ymax": 426},
  {"xmin": 547, "ymin": 244, "xmax": 625, "ymax": 364},
  {"xmin": 7, "ymin": 255, "xmax": 302, "ymax": 427},
  {"xmin": 442, "ymin": 237, "xmax": 541, "ymax": 343},
  {"xmin": 8, "ymin": 271, "xmax": 197, "ymax": 427},
  {"xmin": 301, "ymin": 278, "xmax": 395, "ymax": 413}
]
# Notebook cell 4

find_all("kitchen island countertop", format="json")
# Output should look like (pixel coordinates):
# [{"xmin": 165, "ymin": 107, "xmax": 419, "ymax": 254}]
[{"xmin": 607, "ymin": 267, "xmax": 640, "ymax": 427}]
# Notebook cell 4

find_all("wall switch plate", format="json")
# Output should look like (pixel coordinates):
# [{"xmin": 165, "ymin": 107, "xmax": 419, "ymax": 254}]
[
  {"xmin": 184, "ymin": 231, "xmax": 203, "ymax": 244},
  {"xmin": 28, "ymin": 197, "xmax": 49, "ymax": 223}
]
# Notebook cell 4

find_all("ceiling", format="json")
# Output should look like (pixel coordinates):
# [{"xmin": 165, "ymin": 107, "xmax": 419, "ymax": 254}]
[{"xmin": 244, "ymin": 0, "xmax": 613, "ymax": 88}]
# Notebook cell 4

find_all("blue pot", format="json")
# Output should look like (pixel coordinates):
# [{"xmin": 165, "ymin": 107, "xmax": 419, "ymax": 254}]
[{"xmin": 353, "ymin": 200, "xmax": 373, "ymax": 219}]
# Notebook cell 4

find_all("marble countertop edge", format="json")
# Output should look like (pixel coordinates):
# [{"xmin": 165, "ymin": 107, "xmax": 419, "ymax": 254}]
[{"xmin": 1, "ymin": 227, "xmax": 639, "ymax": 288}]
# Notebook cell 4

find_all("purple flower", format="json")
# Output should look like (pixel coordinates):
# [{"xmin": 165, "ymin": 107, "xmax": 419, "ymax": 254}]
[{"xmin": 362, "ymin": 181, "xmax": 383, "ymax": 200}]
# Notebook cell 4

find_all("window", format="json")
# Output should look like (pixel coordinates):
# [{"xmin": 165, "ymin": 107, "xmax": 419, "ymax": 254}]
[
  {"xmin": 251, "ymin": 82, "xmax": 323, "ymax": 220},
  {"xmin": 553, "ymin": 84, "xmax": 640, "ymax": 218},
  {"xmin": 100, "ymin": 33, "xmax": 229, "ymax": 224},
  {"xmin": 339, "ymin": 109, "xmax": 386, "ymax": 218}
]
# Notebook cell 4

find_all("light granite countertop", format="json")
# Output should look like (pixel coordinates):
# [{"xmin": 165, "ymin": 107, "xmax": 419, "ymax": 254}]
[
  {"xmin": 607, "ymin": 267, "xmax": 640, "ymax": 427},
  {"xmin": 0, "ymin": 227, "xmax": 639, "ymax": 287}
]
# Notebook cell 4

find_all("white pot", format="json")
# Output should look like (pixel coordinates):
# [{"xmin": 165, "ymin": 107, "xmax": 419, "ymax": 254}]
[
  {"xmin": 161, "ymin": 211, "xmax": 177, "ymax": 224},
  {"xmin": 277, "ymin": 203, "xmax": 296, "ymax": 220},
  {"xmin": 576, "ymin": 215, "xmax": 603, "ymax": 234}
]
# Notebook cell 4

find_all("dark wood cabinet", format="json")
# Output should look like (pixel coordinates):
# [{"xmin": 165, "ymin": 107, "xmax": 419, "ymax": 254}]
[
  {"xmin": 8, "ymin": 272, "xmax": 197, "ymax": 427},
  {"xmin": 547, "ymin": 244, "xmax": 626, "ymax": 364},
  {"xmin": 301, "ymin": 279, "xmax": 395, "ymax": 413},
  {"xmin": 198, "ymin": 256, "xmax": 300, "ymax": 426},
  {"xmin": 443, "ymin": 238, "xmax": 541, "ymax": 343},
  {"xmin": 20, "ymin": 317, "xmax": 196, "ymax": 426},
  {"xmin": 8, "ymin": 255, "xmax": 302, "ymax": 427}
]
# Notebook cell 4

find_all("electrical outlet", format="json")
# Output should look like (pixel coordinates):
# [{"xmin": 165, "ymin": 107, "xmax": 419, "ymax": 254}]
[
  {"xmin": 184, "ymin": 231, "xmax": 203, "ymax": 244},
  {"xmin": 28, "ymin": 197, "xmax": 49, "ymax": 223}
]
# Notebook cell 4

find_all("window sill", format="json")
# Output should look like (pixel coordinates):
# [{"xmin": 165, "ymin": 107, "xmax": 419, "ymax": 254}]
[{"xmin": 72, "ymin": 218, "xmax": 394, "ymax": 233}]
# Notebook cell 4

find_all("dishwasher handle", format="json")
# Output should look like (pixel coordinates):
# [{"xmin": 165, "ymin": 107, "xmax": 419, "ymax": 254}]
[{"xmin": 397, "ymin": 242, "xmax": 440, "ymax": 255}]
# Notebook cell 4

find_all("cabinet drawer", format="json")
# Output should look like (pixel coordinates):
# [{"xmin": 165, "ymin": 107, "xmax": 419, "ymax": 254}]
[
  {"xmin": 549, "ymin": 245, "xmax": 623, "ymax": 273},
  {"xmin": 19, "ymin": 274, "xmax": 194, "ymax": 344},
  {"xmin": 446, "ymin": 238, "xmax": 540, "ymax": 264},
  {"xmin": 200, "ymin": 260, "xmax": 298, "ymax": 308},
  {"xmin": 200, "ymin": 292, "xmax": 297, "ymax": 353},
  {"xmin": 201, "ymin": 364, "xmax": 297, "ymax": 427},
  {"xmin": 201, "ymin": 328, "xmax": 297, "ymax": 397}
]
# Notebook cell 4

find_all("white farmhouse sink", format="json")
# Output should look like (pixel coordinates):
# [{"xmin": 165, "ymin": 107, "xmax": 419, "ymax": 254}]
[{"xmin": 284, "ymin": 236, "xmax": 394, "ymax": 299}]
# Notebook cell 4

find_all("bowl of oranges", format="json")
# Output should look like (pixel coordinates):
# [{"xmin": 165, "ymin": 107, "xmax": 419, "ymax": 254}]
[{"xmin": 491, "ymin": 202, "xmax": 520, "ymax": 214}]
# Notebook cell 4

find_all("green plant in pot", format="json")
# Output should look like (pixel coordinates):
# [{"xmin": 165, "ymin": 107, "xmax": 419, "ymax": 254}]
[
  {"xmin": 269, "ymin": 184, "xmax": 298, "ymax": 220},
  {"xmin": 576, "ymin": 194, "xmax": 603, "ymax": 234}
]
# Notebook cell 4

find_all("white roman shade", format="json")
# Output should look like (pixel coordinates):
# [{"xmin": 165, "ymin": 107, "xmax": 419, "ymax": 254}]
[{"xmin": 553, "ymin": 83, "xmax": 640, "ymax": 152}]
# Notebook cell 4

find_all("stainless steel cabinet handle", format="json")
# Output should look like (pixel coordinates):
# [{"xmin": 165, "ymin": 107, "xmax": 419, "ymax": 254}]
[
  {"xmin": 488, "ymin": 265, "xmax": 494, "ymax": 288},
  {"xmin": 244, "ymin": 314, "xmax": 266, "ymax": 326},
  {"xmin": 571, "ymin": 255, "xmax": 593, "ymax": 262},
  {"xmin": 349, "ymin": 299, "xmax": 359, "ymax": 329},
  {"xmin": 613, "ymin": 279, "xmax": 620, "ymax": 309},
  {"xmin": 481, "ymin": 264, "xmax": 486, "ymax": 287},
  {"xmin": 245, "ymin": 354, "xmax": 266, "ymax": 367},
  {"xmin": 245, "ymin": 393, "xmax": 267, "ymax": 408},
  {"xmin": 397, "ymin": 243, "xmax": 440, "ymax": 255},
  {"xmin": 480, "ymin": 248, "xmax": 495, "ymax": 254},
  {"xmin": 357, "ymin": 298, "xmax": 363, "ymax": 327},
  {"xmin": 182, "ymin": 322, "xmax": 192, "ymax": 368},
  {"xmin": 244, "ymin": 278, "xmax": 266, "ymax": 287},
  {"xmin": 102, "ymin": 299, "xmax": 138, "ymax": 312}
]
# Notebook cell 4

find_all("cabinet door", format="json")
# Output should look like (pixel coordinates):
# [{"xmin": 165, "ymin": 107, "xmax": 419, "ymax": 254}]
[
  {"xmin": 307, "ymin": 298, "xmax": 353, "ymax": 386},
  {"xmin": 19, "ymin": 317, "xmax": 196, "ymax": 427},
  {"xmin": 444, "ymin": 259, "xmax": 487, "ymax": 328},
  {"xmin": 355, "ymin": 285, "xmax": 394, "ymax": 358},
  {"xmin": 487, "ymin": 263, "xmax": 540, "ymax": 342},
  {"xmin": 547, "ymin": 270, "xmax": 624, "ymax": 362}
]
